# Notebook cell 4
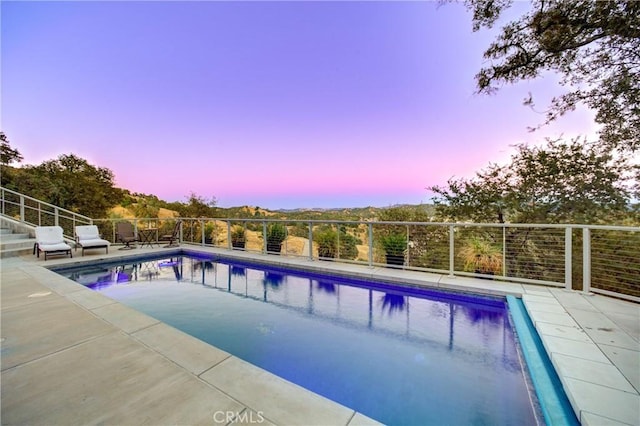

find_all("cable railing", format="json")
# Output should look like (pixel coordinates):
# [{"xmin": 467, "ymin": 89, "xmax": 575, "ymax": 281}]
[
  {"xmin": 1, "ymin": 187, "xmax": 637, "ymax": 302},
  {"xmin": 0, "ymin": 186, "xmax": 92, "ymax": 239}
]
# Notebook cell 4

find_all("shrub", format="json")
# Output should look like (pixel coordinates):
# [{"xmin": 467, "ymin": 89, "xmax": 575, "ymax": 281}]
[
  {"xmin": 458, "ymin": 237, "xmax": 503, "ymax": 275},
  {"xmin": 380, "ymin": 233, "xmax": 407, "ymax": 256},
  {"xmin": 231, "ymin": 226, "xmax": 246, "ymax": 248},
  {"xmin": 266, "ymin": 223, "xmax": 287, "ymax": 253},
  {"xmin": 314, "ymin": 228, "xmax": 359, "ymax": 260},
  {"xmin": 315, "ymin": 229, "xmax": 337, "ymax": 258}
]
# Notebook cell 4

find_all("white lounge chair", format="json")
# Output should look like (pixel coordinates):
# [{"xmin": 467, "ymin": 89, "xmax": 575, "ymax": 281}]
[
  {"xmin": 34, "ymin": 226, "xmax": 73, "ymax": 260},
  {"xmin": 75, "ymin": 225, "xmax": 110, "ymax": 256}
]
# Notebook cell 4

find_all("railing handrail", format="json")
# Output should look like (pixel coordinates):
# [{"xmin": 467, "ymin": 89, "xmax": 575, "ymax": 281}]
[
  {"xmin": 95, "ymin": 216, "xmax": 640, "ymax": 232},
  {"xmin": 1, "ymin": 186, "xmax": 93, "ymax": 222},
  {"xmin": 0, "ymin": 186, "xmax": 93, "ymax": 239}
]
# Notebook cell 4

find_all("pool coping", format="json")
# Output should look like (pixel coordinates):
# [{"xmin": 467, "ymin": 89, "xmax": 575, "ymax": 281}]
[{"xmin": 2, "ymin": 246, "xmax": 638, "ymax": 425}]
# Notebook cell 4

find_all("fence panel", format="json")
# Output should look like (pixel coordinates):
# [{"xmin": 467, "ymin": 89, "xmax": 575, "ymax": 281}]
[
  {"xmin": 505, "ymin": 227, "xmax": 566, "ymax": 285},
  {"xmin": 590, "ymin": 229, "xmax": 640, "ymax": 298}
]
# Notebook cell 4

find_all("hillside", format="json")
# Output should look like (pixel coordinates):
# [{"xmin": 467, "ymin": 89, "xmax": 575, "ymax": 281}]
[
  {"xmin": 112, "ymin": 199, "xmax": 435, "ymax": 222},
  {"xmin": 110, "ymin": 206, "xmax": 180, "ymax": 219}
]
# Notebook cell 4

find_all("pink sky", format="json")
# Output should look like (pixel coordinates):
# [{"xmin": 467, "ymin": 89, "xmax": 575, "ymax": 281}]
[{"xmin": 2, "ymin": 1, "xmax": 598, "ymax": 209}]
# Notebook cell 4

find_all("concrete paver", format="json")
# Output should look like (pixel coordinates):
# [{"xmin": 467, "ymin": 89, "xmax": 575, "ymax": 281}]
[
  {"xmin": 2, "ymin": 331, "xmax": 244, "ymax": 425},
  {"xmin": 541, "ymin": 335, "xmax": 613, "ymax": 363},
  {"xmin": 201, "ymin": 357, "xmax": 355, "ymax": 426},
  {"xmin": 563, "ymin": 378, "xmax": 639, "ymax": 425},
  {"xmin": 1, "ymin": 295, "xmax": 114, "ymax": 370},
  {"xmin": 535, "ymin": 321, "xmax": 593, "ymax": 342},
  {"xmin": 132, "ymin": 322, "xmax": 232, "ymax": 376},
  {"xmin": 552, "ymin": 353, "xmax": 637, "ymax": 394},
  {"xmin": 599, "ymin": 344, "xmax": 640, "ymax": 392}
]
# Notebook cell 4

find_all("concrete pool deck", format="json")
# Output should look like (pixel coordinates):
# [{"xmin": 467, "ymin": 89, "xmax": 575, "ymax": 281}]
[{"xmin": 1, "ymin": 246, "xmax": 638, "ymax": 425}]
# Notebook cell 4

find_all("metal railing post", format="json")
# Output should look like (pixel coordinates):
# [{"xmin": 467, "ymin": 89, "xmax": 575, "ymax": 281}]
[
  {"xmin": 263, "ymin": 221, "xmax": 267, "ymax": 254},
  {"xmin": 502, "ymin": 226, "xmax": 506, "ymax": 277},
  {"xmin": 368, "ymin": 223, "xmax": 373, "ymax": 267},
  {"xmin": 19, "ymin": 195, "xmax": 25, "ymax": 221},
  {"xmin": 201, "ymin": 220, "xmax": 205, "ymax": 246},
  {"xmin": 449, "ymin": 225, "xmax": 455, "ymax": 276},
  {"xmin": 284, "ymin": 222, "xmax": 288, "ymax": 255},
  {"xmin": 337, "ymin": 224, "xmax": 341, "ymax": 260},
  {"xmin": 227, "ymin": 221, "xmax": 232, "ymax": 250},
  {"xmin": 54, "ymin": 207, "xmax": 59, "ymax": 226},
  {"xmin": 308, "ymin": 221, "xmax": 313, "ymax": 260},
  {"xmin": 565, "ymin": 227, "xmax": 572, "ymax": 290},
  {"xmin": 406, "ymin": 224, "xmax": 410, "ymax": 266},
  {"xmin": 583, "ymin": 227, "xmax": 591, "ymax": 294}
]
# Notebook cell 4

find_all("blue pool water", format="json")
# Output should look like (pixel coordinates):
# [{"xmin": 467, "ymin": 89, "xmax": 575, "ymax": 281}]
[{"xmin": 56, "ymin": 254, "xmax": 539, "ymax": 425}]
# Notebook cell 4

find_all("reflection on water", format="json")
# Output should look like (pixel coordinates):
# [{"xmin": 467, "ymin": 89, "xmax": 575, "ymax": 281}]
[
  {"xmin": 230, "ymin": 265, "xmax": 245, "ymax": 276},
  {"xmin": 56, "ymin": 255, "xmax": 536, "ymax": 426},
  {"xmin": 379, "ymin": 293, "xmax": 406, "ymax": 315},
  {"xmin": 316, "ymin": 280, "xmax": 336, "ymax": 294},
  {"xmin": 263, "ymin": 271, "xmax": 285, "ymax": 288}
]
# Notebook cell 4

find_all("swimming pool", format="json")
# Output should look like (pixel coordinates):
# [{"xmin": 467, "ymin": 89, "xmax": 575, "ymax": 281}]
[{"xmin": 56, "ymin": 253, "xmax": 541, "ymax": 425}]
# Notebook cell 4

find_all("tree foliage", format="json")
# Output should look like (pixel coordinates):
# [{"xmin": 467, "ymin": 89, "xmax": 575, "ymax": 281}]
[
  {"xmin": 464, "ymin": 0, "xmax": 640, "ymax": 151},
  {"xmin": 179, "ymin": 192, "xmax": 218, "ymax": 218},
  {"xmin": 313, "ymin": 227, "xmax": 359, "ymax": 260},
  {"xmin": 7, "ymin": 154, "xmax": 123, "ymax": 218},
  {"xmin": 429, "ymin": 138, "xmax": 637, "ymax": 224},
  {"xmin": 0, "ymin": 132, "xmax": 23, "ymax": 165}
]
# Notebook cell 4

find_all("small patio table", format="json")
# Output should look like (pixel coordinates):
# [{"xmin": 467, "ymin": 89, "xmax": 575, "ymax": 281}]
[{"xmin": 138, "ymin": 228, "xmax": 158, "ymax": 248}]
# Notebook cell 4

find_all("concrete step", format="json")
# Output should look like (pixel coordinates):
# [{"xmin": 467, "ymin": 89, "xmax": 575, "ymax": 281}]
[
  {"xmin": 0, "ymin": 233, "xmax": 30, "ymax": 241},
  {"xmin": 0, "ymin": 246, "xmax": 34, "ymax": 259},
  {"xmin": 0, "ymin": 225, "xmax": 37, "ymax": 258},
  {"xmin": 1, "ymin": 238, "xmax": 36, "ymax": 251}
]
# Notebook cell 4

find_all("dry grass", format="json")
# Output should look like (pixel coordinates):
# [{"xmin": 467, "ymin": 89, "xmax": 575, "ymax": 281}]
[
  {"xmin": 158, "ymin": 208, "xmax": 179, "ymax": 219},
  {"xmin": 107, "ymin": 208, "xmax": 372, "ymax": 260},
  {"xmin": 108, "ymin": 206, "xmax": 179, "ymax": 219},
  {"xmin": 109, "ymin": 206, "xmax": 134, "ymax": 218}
]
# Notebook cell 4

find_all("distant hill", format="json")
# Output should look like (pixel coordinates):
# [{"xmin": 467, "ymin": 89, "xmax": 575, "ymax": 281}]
[{"xmin": 112, "ymin": 198, "xmax": 435, "ymax": 222}]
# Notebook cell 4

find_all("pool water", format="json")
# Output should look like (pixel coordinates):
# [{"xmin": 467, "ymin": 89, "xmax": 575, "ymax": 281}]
[{"xmin": 57, "ymin": 254, "xmax": 539, "ymax": 425}]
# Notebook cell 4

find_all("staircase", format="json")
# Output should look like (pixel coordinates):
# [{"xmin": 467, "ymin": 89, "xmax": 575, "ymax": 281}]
[
  {"xmin": 0, "ymin": 186, "xmax": 93, "ymax": 259},
  {"xmin": 0, "ymin": 225, "xmax": 36, "ymax": 259}
]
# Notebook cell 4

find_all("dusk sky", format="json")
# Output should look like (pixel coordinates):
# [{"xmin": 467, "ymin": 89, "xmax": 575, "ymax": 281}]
[{"xmin": 2, "ymin": 1, "xmax": 597, "ymax": 209}]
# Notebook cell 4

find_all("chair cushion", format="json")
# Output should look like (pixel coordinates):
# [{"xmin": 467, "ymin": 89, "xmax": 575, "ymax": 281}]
[
  {"xmin": 39, "ymin": 242, "xmax": 72, "ymax": 251},
  {"xmin": 35, "ymin": 226, "xmax": 65, "ymax": 245},
  {"xmin": 76, "ymin": 225, "xmax": 101, "ymax": 241},
  {"xmin": 78, "ymin": 238, "xmax": 110, "ymax": 248}
]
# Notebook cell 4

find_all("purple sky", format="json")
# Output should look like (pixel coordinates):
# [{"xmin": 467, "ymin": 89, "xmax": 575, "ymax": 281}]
[{"xmin": 2, "ymin": 1, "xmax": 597, "ymax": 209}]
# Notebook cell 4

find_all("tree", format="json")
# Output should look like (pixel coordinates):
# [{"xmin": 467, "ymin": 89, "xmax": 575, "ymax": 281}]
[
  {"xmin": 17, "ymin": 154, "xmax": 122, "ymax": 218},
  {"xmin": 463, "ymin": 0, "xmax": 640, "ymax": 152},
  {"xmin": 133, "ymin": 198, "xmax": 160, "ymax": 219},
  {"xmin": 429, "ymin": 138, "xmax": 636, "ymax": 224},
  {"xmin": 427, "ymin": 164, "xmax": 514, "ymax": 223},
  {"xmin": 181, "ymin": 192, "xmax": 217, "ymax": 218},
  {"xmin": 0, "ymin": 132, "xmax": 23, "ymax": 165}
]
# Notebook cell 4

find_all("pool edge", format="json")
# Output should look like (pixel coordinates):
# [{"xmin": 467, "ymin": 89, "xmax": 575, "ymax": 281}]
[{"xmin": 507, "ymin": 295, "xmax": 580, "ymax": 426}]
